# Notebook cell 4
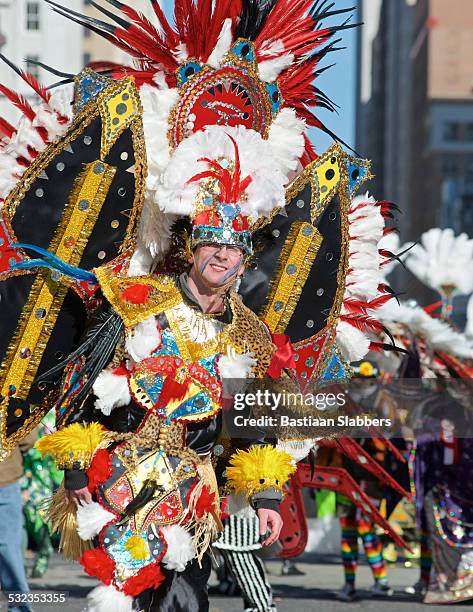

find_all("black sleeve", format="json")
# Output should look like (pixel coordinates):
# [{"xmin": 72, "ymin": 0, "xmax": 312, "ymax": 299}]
[{"xmin": 54, "ymin": 300, "xmax": 124, "ymax": 428}]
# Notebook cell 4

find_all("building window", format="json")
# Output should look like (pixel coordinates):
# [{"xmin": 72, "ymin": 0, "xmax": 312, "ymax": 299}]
[
  {"xmin": 442, "ymin": 156, "xmax": 458, "ymax": 178},
  {"xmin": 443, "ymin": 121, "xmax": 460, "ymax": 142},
  {"xmin": 26, "ymin": 2, "xmax": 40, "ymax": 31},
  {"xmin": 467, "ymin": 123, "xmax": 473, "ymax": 142},
  {"xmin": 25, "ymin": 55, "xmax": 40, "ymax": 80}
]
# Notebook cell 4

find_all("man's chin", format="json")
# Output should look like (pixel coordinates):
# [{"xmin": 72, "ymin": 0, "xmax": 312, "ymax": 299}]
[{"xmin": 202, "ymin": 273, "xmax": 234, "ymax": 290}]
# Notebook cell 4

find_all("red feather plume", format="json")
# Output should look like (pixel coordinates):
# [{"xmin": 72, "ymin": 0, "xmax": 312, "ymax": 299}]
[
  {"xmin": 0, "ymin": 83, "xmax": 36, "ymax": 122},
  {"xmin": 16, "ymin": 69, "xmax": 51, "ymax": 103},
  {"xmin": 188, "ymin": 134, "xmax": 252, "ymax": 204},
  {"xmin": 0, "ymin": 117, "xmax": 16, "ymax": 140}
]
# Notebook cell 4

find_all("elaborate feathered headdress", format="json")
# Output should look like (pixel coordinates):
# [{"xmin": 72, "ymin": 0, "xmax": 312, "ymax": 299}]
[
  {"xmin": 0, "ymin": 1, "xmax": 358, "ymax": 265},
  {"xmin": 188, "ymin": 134, "xmax": 254, "ymax": 254}
]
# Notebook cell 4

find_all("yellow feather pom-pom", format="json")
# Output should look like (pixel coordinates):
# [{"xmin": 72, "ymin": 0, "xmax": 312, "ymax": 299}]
[
  {"xmin": 226, "ymin": 445, "xmax": 296, "ymax": 499},
  {"xmin": 35, "ymin": 422, "xmax": 106, "ymax": 469},
  {"xmin": 125, "ymin": 535, "xmax": 149, "ymax": 561}
]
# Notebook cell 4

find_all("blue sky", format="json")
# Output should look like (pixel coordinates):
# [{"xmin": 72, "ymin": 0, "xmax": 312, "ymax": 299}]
[{"xmin": 161, "ymin": 0, "xmax": 358, "ymax": 154}]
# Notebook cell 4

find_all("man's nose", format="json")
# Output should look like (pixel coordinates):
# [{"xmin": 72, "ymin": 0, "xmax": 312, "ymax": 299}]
[{"xmin": 214, "ymin": 246, "xmax": 229, "ymax": 260}]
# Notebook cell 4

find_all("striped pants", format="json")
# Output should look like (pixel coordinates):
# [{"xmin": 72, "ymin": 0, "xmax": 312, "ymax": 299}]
[
  {"xmin": 219, "ymin": 549, "xmax": 276, "ymax": 612},
  {"xmin": 340, "ymin": 516, "xmax": 387, "ymax": 585}
]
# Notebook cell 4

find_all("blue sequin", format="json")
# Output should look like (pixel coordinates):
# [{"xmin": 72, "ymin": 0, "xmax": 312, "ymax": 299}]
[
  {"xmin": 170, "ymin": 391, "xmax": 215, "ymax": 420},
  {"xmin": 320, "ymin": 347, "xmax": 348, "ymax": 383},
  {"xmin": 345, "ymin": 158, "xmax": 369, "ymax": 194},
  {"xmin": 74, "ymin": 70, "xmax": 112, "ymax": 111},
  {"xmin": 229, "ymin": 40, "xmax": 256, "ymax": 63}
]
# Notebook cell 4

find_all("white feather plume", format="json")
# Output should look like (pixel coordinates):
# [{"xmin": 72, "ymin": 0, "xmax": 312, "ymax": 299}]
[
  {"xmin": 266, "ymin": 108, "xmax": 305, "ymax": 176},
  {"xmin": 139, "ymin": 84, "xmax": 179, "ymax": 261},
  {"xmin": 219, "ymin": 349, "xmax": 257, "ymax": 379},
  {"xmin": 172, "ymin": 42, "xmax": 189, "ymax": 63},
  {"xmin": 161, "ymin": 525, "xmax": 196, "ymax": 571},
  {"xmin": 0, "ymin": 85, "xmax": 73, "ymax": 203},
  {"xmin": 277, "ymin": 439, "xmax": 317, "ymax": 463},
  {"xmin": 76, "ymin": 501, "xmax": 115, "ymax": 540},
  {"xmin": 93, "ymin": 369, "xmax": 131, "ymax": 416},
  {"xmin": 156, "ymin": 125, "xmax": 292, "ymax": 219},
  {"xmin": 378, "ymin": 300, "xmax": 473, "ymax": 360},
  {"xmin": 259, "ymin": 39, "xmax": 286, "ymax": 57},
  {"xmin": 219, "ymin": 349, "xmax": 257, "ymax": 396},
  {"xmin": 258, "ymin": 53, "xmax": 294, "ymax": 82},
  {"xmin": 207, "ymin": 19, "xmax": 233, "ymax": 68},
  {"xmin": 336, "ymin": 322, "xmax": 371, "ymax": 362},
  {"xmin": 405, "ymin": 228, "xmax": 473, "ymax": 295},
  {"xmin": 127, "ymin": 238, "xmax": 155, "ymax": 277},
  {"xmin": 125, "ymin": 316, "xmax": 161, "ymax": 363},
  {"xmin": 87, "ymin": 585, "xmax": 133, "ymax": 612}
]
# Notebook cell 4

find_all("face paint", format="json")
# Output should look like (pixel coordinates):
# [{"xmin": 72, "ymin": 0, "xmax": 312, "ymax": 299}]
[
  {"xmin": 192, "ymin": 244, "xmax": 245, "ymax": 293},
  {"xmin": 219, "ymin": 257, "xmax": 243, "ymax": 284}
]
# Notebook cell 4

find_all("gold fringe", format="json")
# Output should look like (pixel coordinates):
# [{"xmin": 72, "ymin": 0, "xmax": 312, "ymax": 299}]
[
  {"xmin": 185, "ymin": 455, "xmax": 222, "ymax": 565},
  {"xmin": 42, "ymin": 485, "xmax": 93, "ymax": 561}
]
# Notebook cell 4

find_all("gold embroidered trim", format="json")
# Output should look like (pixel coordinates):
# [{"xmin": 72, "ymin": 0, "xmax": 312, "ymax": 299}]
[
  {"xmin": 262, "ymin": 221, "xmax": 322, "ymax": 334},
  {"xmin": 0, "ymin": 161, "xmax": 116, "ymax": 403},
  {"xmin": 95, "ymin": 268, "xmax": 183, "ymax": 327}
]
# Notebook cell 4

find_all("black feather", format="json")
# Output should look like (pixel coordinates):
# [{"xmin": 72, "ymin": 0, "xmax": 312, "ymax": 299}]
[
  {"xmin": 116, "ymin": 479, "xmax": 164, "ymax": 525},
  {"xmin": 37, "ymin": 305, "xmax": 124, "ymax": 407},
  {"xmin": 45, "ymin": 0, "xmax": 117, "ymax": 35},
  {"xmin": 235, "ymin": 0, "xmax": 277, "ymax": 41},
  {"xmin": 25, "ymin": 60, "xmax": 74, "ymax": 79},
  {"xmin": 85, "ymin": 0, "xmax": 132, "ymax": 30}
]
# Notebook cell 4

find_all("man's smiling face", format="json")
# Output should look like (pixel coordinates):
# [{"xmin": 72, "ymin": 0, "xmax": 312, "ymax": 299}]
[{"xmin": 191, "ymin": 243, "xmax": 245, "ymax": 289}]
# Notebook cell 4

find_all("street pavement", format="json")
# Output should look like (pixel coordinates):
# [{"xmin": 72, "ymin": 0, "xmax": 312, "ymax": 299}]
[{"xmin": 1, "ymin": 553, "xmax": 472, "ymax": 611}]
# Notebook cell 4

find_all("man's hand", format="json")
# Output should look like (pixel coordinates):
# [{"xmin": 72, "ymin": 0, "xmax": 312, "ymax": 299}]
[
  {"xmin": 65, "ymin": 487, "xmax": 92, "ymax": 505},
  {"xmin": 257, "ymin": 508, "xmax": 283, "ymax": 546}
]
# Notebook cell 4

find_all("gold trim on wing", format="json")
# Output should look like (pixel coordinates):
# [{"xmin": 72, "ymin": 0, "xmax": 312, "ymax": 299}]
[
  {"xmin": 0, "ymin": 161, "xmax": 116, "ymax": 411},
  {"xmin": 262, "ymin": 221, "xmax": 322, "ymax": 334}
]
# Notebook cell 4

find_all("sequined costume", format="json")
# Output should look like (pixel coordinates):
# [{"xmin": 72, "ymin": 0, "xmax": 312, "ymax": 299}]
[{"xmin": 38, "ymin": 270, "xmax": 289, "ymax": 609}]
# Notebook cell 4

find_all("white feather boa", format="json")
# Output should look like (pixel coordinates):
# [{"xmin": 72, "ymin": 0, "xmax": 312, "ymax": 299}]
[
  {"xmin": 125, "ymin": 316, "xmax": 161, "ymax": 363},
  {"xmin": 138, "ymin": 84, "xmax": 179, "ymax": 260},
  {"xmin": 161, "ymin": 525, "xmax": 196, "ymax": 571},
  {"xmin": 335, "ymin": 193, "xmax": 384, "ymax": 362},
  {"xmin": 87, "ymin": 585, "xmax": 133, "ymax": 612},
  {"xmin": 76, "ymin": 501, "xmax": 115, "ymax": 540},
  {"xmin": 92, "ymin": 369, "xmax": 131, "ymax": 416},
  {"xmin": 379, "ymin": 301, "xmax": 473, "ymax": 360}
]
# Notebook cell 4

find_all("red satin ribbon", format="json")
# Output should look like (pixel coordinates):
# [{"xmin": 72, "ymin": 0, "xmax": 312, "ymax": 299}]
[{"xmin": 267, "ymin": 333, "xmax": 296, "ymax": 379}]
